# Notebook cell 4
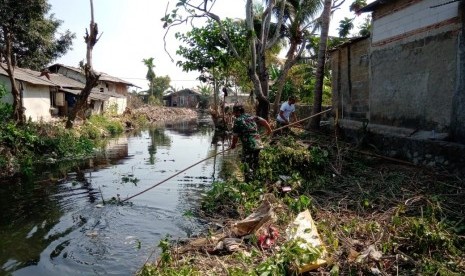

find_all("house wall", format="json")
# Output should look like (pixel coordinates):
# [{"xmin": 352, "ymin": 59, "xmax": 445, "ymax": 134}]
[
  {"xmin": 22, "ymin": 83, "xmax": 52, "ymax": 122},
  {"xmin": 0, "ymin": 76, "xmax": 52, "ymax": 122},
  {"xmin": 171, "ymin": 92, "xmax": 199, "ymax": 108},
  {"xmin": 331, "ymin": 38, "xmax": 371, "ymax": 122},
  {"xmin": 369, "ymin": 0, "xmax": 461, "ymax": 132},
  {"xmin": 96, "ymin": 81, "xmax": 128, "ymax": 95},
  {"xmin": 105, "ymin": 97, "xmax": 126, "ymax": 115},
  {"xmin": 371, "ymin": 0, "xmax": 460, "ymax": 46}
]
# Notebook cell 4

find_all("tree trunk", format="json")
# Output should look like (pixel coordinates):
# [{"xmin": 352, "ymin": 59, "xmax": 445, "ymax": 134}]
[
  {"xmin": 308, "ymin": 0, "xmax": 332, "ymax": 130},
  {"xmin": 66, "ymin": 0, "xmax": 100, "ymax": 129},
  {"xmin": 66, "ymin": 69, "xmax": 99, "ymax": 128},
  {"xmin": 1, "ymin": 27, "xmax": 25, "ymax": 124},
  {"xmin": 6, "ymin": 65, "xmax": 24, "ymax": 124},
  {"xmin": 245, "ymin": 0, "xmax": 270, "ymax": 120},
  {"xmin": 272, "ymin": 42, "xmax": 299, "ymax": 118}
]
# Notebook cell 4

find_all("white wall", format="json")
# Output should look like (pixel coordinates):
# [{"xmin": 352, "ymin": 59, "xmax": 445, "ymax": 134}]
[
  {"xmin": 372, "ymin": 0, "xmax": 459, "ymax": 43},
  {"xmin": 106, "ymin": 97, "xmax": 126, "ymax": 115},
  {"xmin": 0, "ymin": 76, "xmax": 52, "ymax": 122},
  {"xmin": 22, "ymin": 83, "xmax": 52, "ymax": 122}
]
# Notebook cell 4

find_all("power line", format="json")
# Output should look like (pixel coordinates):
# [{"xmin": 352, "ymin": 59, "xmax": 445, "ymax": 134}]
[{"xmin": 116, "ymin": 76, "xmax": 200, "ymax": 82}]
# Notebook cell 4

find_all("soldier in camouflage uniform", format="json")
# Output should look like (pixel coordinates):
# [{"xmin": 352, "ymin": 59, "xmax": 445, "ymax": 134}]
[{"xmin": 230, "ymin": 105, "xmax": 272, "ymax": 181}]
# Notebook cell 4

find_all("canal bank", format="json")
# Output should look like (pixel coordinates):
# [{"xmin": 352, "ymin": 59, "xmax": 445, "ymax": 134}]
[{"xmin": 0, "ymin": 116, "xmax": 227, "ymax": 275}]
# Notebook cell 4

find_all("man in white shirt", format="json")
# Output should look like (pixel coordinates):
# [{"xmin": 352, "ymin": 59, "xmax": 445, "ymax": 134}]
[{"xmin": 276, "ymin": 95, "xmax": 298, "ymax": 134}]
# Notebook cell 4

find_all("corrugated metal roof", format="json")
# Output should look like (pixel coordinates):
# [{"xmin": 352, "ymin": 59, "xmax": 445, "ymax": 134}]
[
  {"xmin": 0, "ymin": 65, "xmax": 56, "ymax": 86},
  {"xmin": 21, "ymin": 68, "xmax": 85, "ymax": 89},
  {"xmin": 90, "ymin": 92, "xmax": 111, "ymax": 101},
  {"xmin": 49, "ymin": 63, "xmax": 139, "ymax": 87},
  {"xmin": 62, "ymin": 87, "xmax": 126, "ymax": 101}
]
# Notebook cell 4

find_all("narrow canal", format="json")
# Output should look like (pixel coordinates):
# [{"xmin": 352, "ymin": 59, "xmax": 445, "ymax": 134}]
[{"xmin": 0, "ymin": 117, "xmax": 229, "ymax": 275}]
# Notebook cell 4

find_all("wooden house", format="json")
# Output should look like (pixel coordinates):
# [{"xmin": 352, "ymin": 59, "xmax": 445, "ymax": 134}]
[
  {"xmin": 48, "ymin": 64, "xmax": 139, "ymax": 114},
  {"xmin": 163, "ymin": 89, "xmax": 201, "ymax": 108}
]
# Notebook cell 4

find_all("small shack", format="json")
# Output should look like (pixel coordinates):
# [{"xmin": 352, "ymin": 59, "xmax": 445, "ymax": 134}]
[{"xmin": 163, "ymin": 89, "xmax": 200, "ymax": 108}]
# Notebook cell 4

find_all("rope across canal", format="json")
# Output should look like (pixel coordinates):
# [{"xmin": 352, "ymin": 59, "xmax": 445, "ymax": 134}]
[{"xmin": 118, "ymin": 108, "xmax": 332, "ymax": 203}]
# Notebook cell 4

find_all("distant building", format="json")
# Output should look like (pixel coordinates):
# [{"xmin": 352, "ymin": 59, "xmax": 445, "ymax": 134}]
[
  {"xmin": 163, "ymin": 89, "xmax": 201, "ymax": 108},
  {"xmin": 48, "ymin": 64, "xmax": 140, "ymax": 114},
  {"xmin": 0, "ymin": 62, "xmax": 140, "ymax": 121}
]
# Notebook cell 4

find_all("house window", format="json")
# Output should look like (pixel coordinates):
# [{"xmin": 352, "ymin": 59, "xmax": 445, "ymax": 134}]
[
  {"xmin": 100, "ymin": 87, "xmax": 104, "ymax": 92},
  {"xmin": 179, "ymin": 96, "xmax": 185, "ymax": 106}
]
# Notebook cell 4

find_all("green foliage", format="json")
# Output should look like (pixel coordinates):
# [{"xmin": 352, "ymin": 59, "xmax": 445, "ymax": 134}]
[
  {"xmin": 175, "ymin": 18, "xmax": 249, "ymax": 88},
  {"xmin": 255, "ymin": 238, "xmax": 323, "ymax": 275},
  {"xmin": 285, "ymin": 195, "xmax": 312, "ymax": 214},
  {"xmin": 152, "ymin": 75, "xmax": 171, "ymax": 101},
  {"xmin": 358, "ymin": 16, "xmax": 372, "ymax": 37},
  {"xmin": 158, "ymin": 237, "xmax": 173, "ymax": 267},
  {"xmin": 0, "ymin": 0, "xmax": 75, "ymax": 70},
  {"xmin": 257, "ymin": 137, "xmax": 328, "ymax": 180},
  {"xmin": 338, "ymin": 17, "xmax": 354, "ymax": 38},
  {"xmin": 349, "ymin": 0, "xmax": 367, "ymax": 13},
  {"xmin": 0, "ymin": 121, "xmax": 95, "ymax": 176},
  {"xmin": 0, "ymin": 83, "xmax": 12, "ymax": 121},
  {"xmin": 394, "ymin": 216, "xmax": 458, "ymax": 255},
  {"xmin": 85, "ymin": 115, "xmax": 124, "ymax": 136},
  {"xmin": 142, "ymin": 57, "xmax": 171, "ymax": 102},
  {"xmin": 201, "ymin": 179, "xmax": 264, "ymax": 216}
]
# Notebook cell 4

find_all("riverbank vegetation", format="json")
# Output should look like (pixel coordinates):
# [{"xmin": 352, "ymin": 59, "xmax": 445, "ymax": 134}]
[
  {"xmin": 139, "ymin": 132, "xmax": 465, "ymax": 275},
  {"xmin": 0, "ymin": 114, "xmax": 126, "ymax": 178}
]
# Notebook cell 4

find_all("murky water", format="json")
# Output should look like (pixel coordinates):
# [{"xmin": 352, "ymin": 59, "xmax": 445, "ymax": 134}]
[{"xmin": 0, "ymin": 117, "xmax": 230, "ymax": 275}]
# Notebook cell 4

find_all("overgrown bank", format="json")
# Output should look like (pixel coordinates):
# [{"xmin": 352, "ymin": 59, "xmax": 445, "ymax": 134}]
[
  {"xmin": 0, "ymin": 106, "xmax": 198, "ymax": 179},
  {"xmin": 139, "ymin": 133, "xmax": 465, "ymax": 275}
]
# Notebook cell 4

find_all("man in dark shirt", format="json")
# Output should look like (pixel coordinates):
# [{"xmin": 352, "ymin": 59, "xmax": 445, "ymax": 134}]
[{"xmin": 230, "ymin": 104, "xmax": 272, "ymax": 181}]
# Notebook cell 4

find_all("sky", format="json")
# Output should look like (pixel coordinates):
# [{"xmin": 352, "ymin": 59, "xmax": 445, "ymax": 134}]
[{"xmin": 48, "ymin": 0, "xmax": 370, "ymax": 91}]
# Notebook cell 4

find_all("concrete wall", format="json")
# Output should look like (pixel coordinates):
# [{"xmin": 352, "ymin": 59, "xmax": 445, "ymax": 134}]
[
  {"xmin": 369, "ymin": 0, "xmax": 461, "ymax": 132},
  {"xmin": 331, "ymin": 38, "xmax": 370, "ymax": 122},
  {"xmin": 371, "ymin": 0, "xmax": 460, "ymax": 45},
  {"xmin": 22, "ymin": 83, "xmax": 52, "ymax": 122},
  {"xmin": 0, "ymin": 76, "xmax": 52, "ymax": 122},
  {"xmin": 105, "ymin": 97, "xmax": 126, "ymax": 115}
]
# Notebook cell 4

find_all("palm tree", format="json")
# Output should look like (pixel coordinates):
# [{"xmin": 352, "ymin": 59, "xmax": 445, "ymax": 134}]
[
  {"xmin": 271, "ymin": 0, "xmax": 322, "ymax": 117},
  {"xmin": 309, "ymin": 0, "xmax": 332, "ymax": 130},
  {"xmin": 142, "ymin": 57, "xmax": 156, "ymax": 99}
]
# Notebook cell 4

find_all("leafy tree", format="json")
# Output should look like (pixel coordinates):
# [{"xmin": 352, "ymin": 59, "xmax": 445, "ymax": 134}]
[
  {"xmin": 151, "ymin": 75, "xmax": 171, "ymax": 104},
  {"xmin": 175, "ymin": 18, "xmax": 248, "ymax": 110},
  {"xmin": 349, "ymin": 0, "xmax": 367, "ymax": 15},
  {"xmin": 142, "ymin": 57, "xmax": 170, "ymax": 105},
  {"xmin": 358, "ymin": 15, "xmax": 371, "ymax": 36},
  {"xmin": 142, "ymin": 57, "xmax": 156, "ymax": 98},
  {"xmin": 0, "ymin": 0, "xmax": 75, "ymax": 123},
  {"xmin": 163, "ymin": 0, "xmax": 288, "ymax": 120},
  {"xmin": 338, "ymin": 17, "xmax": 355, "ymax": 38},
  {"xmin": 271, "ymin": 0, "xmax": 323, "ymax": 117}
]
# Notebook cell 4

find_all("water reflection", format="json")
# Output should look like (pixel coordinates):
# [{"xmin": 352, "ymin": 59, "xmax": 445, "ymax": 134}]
[{"xmin": 0, "ymin": 117, "xmax": 228, "ymax": 276}]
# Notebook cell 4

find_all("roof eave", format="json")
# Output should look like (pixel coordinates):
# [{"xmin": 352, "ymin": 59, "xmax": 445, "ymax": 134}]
[{"xmin": 358, "ymin": 0, "xmax": 388, "ymax": 13}]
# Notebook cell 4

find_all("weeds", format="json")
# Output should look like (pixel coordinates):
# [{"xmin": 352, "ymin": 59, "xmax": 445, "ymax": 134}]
[
  {"xmin": 139, "ymin": 130, "xmax": 465, "ymax": 276},
  {"xmin": 0, "ymin": 113, "xmax": 127, "ymax": 178}
]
